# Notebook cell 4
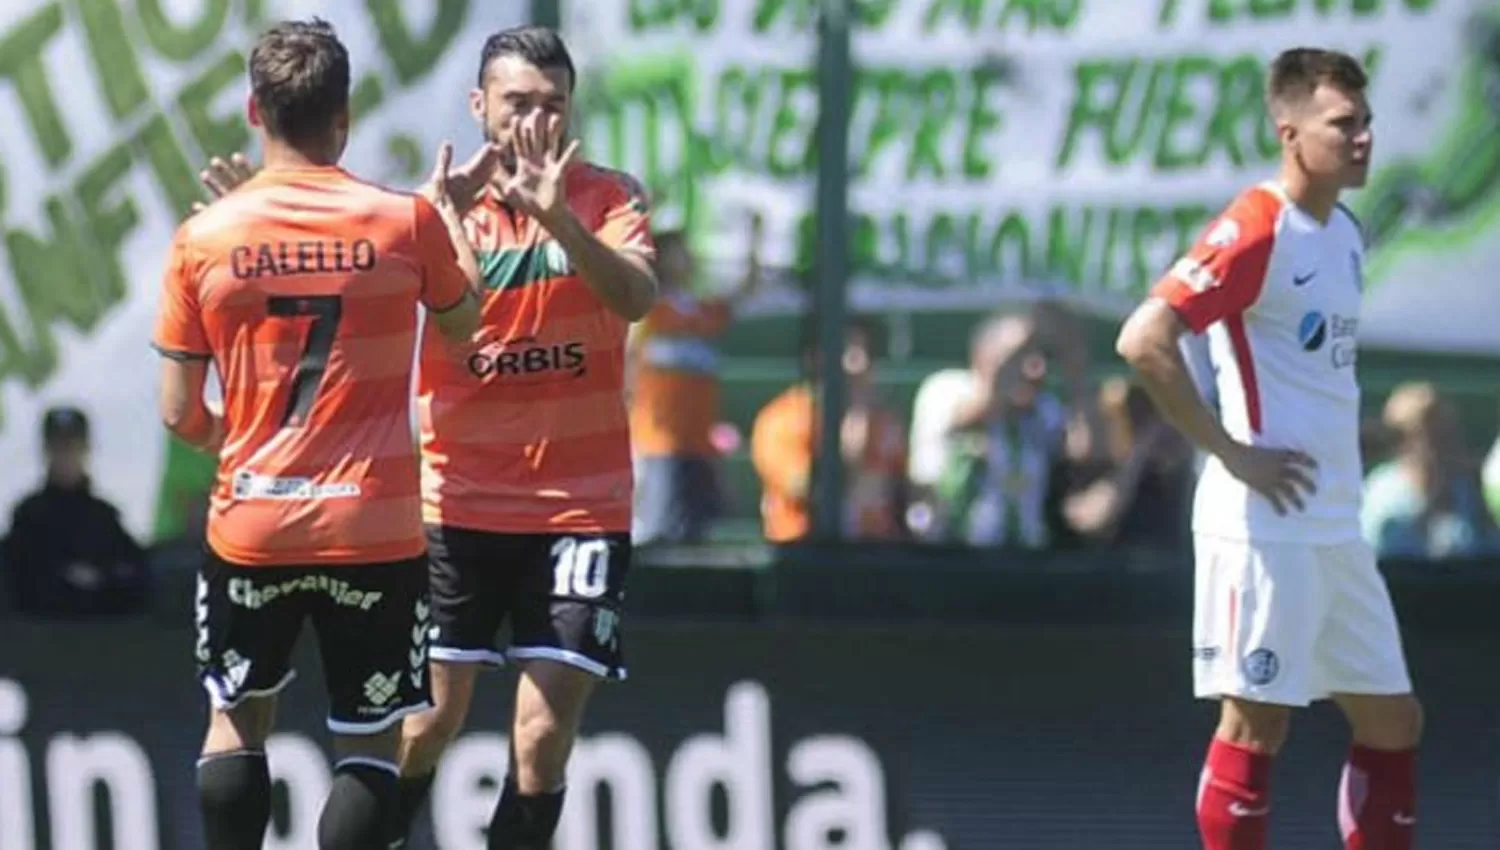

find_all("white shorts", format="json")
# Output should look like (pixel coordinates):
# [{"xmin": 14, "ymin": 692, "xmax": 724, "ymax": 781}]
[{"xmin": 1192, "ymin": 534, "xmax": 1412, "ymax": 706}]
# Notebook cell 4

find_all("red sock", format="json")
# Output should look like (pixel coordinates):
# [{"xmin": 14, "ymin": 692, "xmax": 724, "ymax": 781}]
[
  {"xmin": 1339, "ymin": 745, "xmax": 1416, "ymax": 850},
  {"xmin": 1197, "ymin": 737, "xmax": 1272, "ymax": 850}
]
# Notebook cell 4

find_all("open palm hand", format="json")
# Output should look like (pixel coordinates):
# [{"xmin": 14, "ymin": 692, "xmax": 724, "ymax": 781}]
[
  {"xmin": 419, "ymin": 140, "xmax": 504, "ymax": 217},
  {"xmin": 500, "ymin": 112, "xmax": 579, "ymax": 225}
]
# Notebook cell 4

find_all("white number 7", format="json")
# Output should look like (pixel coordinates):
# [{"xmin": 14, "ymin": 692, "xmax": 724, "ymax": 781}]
[{"xmin": 550, "ymin": 537, "xmax": 611, "ymax": 598}]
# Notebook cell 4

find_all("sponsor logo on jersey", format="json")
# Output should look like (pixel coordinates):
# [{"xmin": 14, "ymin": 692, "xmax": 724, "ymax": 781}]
[
  {"xmin": 227, "ymin": 575, "xmax": 386, "ymax": 611},
  {"xmin": 1299, "ymin": 311, "xmax": 1329, "ymax": 351},
  {"xmin": 232, "ymin": 470, "xmax": 361, "ymax": 501},
  {"xmin": 468, "ymin": 336, "xmax": 588, "ymax": 381},
  {"xmin": 1299, "ymin": 311, "xmax": 1359, "ymax": 368}
]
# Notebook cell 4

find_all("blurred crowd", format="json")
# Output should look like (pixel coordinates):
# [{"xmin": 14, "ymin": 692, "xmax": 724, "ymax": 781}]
[
  {"xmin": 622, "ymin": 223, "xmax": 1500, "ymax": 560},
  {"xmin": 744, "ymin": 301, "xmax": 1200, "ymax": 552},
  {"xmin": 4, "ymin": 225, "xmax": 1500, "ymax": 620}
]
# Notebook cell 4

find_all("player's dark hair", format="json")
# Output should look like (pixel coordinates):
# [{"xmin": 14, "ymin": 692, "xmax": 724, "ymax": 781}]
[
  {"xmin": 248, "ymin": 18, "xmax": 350, "ymax": 146},
  {"xmin": 477, "ymin": 25, "xmax": 576, "ymax": 90},
  {"xmin": 1266, "ymin": 47, "xmax": 1367, "ymax": 109}
]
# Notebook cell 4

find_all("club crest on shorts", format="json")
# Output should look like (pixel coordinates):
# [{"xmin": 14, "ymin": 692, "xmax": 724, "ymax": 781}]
[
  {"xmin": 593, "ymin": 608, "xmax": 619, "ymax": 649},
  {"xmin": 1242, "ymin": 648, "xmax": 1279, "ymax": 685}
]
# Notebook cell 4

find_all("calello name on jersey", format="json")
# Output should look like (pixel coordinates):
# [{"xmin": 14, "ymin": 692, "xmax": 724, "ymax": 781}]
[{"xmin": 231, "ymin": 470, "xmax": 361, "ymax": 501}]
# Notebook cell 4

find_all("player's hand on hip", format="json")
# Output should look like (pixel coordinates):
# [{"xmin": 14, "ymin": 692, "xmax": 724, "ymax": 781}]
[
  {"xmin": 192, "ymin": 153, "xmax": 257, "ymax": 213},
  {"xmin": 1222, "ymin": 443, "xmax": 1318, "ymax": 515},
  {"xmin": 500, "ymin": 112, "xmax": 578, "ymax": 225}
]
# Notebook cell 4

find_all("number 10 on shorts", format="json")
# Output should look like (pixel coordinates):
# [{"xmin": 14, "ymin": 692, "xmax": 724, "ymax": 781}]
[{"xmin": 551, "ymin": 537, "xmax": 610, "ymax": 599}]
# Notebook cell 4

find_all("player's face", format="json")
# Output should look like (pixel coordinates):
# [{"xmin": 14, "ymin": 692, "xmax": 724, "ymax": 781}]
[
  {"xmin": 45, "ymin": 439, "xmax": 88, "ymax": 487},
  {"xmin": 471, "ymin": 56, "xmax": 572, "ymax": 168},
  {"xmin": 843, "ymin": 329, "xmax": 872, "ymax": 380},
  {"xmin": 1288, "ymin": 83, "xmax": 1374, "ymax": 189}
]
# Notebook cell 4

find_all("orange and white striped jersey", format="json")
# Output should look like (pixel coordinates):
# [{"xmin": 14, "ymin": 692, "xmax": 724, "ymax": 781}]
[
  {"xmin": 418, "ymin": 162, "xmax": 654, "ymax": 534},
  {"xmin": 153, "ymin": 165, "xmax": 470, "ymax": 567}
]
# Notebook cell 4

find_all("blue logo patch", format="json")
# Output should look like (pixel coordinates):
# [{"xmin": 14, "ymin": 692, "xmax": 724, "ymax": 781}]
[
  {"xmin": 1298, "ymin": 311, "xmax": 1328, "ymax": 351},
  {"xmin": 1242, "ymin": 648, "xmax": 1279, "ymax": 686}
]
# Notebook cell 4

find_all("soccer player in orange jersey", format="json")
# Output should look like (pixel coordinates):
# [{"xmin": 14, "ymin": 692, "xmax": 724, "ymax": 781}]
[
  {"xmin": 393, "ymin": 27, "xmax": 659, "ymax": 850},
  {"xmin": 193, "ymin": 27, "xmax": 659, "ymax": 848},
  {"xmin": 153, "ymin": 19, "xmax": 482, "ymax": 850}
]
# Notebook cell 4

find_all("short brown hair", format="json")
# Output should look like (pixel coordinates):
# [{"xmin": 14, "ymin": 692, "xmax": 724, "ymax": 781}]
[
  {"xmin": 1266, "ymin": 48, "xmax": 1367, "ymax": 110},
  {"xmin": 249, "ymin": 18, "xmax": 350, "ymax": 145}
]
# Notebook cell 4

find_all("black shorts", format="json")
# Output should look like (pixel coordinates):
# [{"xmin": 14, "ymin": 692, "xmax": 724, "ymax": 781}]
[
  {"xmin": 195, "ymin": 547, "xmax": 433, "ymax": 734},
  {"xmin": 424, "ymin": 526, "xmax": 630, "ymax": 680}
]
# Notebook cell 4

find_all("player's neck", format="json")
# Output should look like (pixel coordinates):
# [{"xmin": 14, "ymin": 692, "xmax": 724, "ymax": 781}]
[
  {"xmin": 1277, "ymin": 166, "xmax": 1341, "ymax": 225},
  {"xmin": 261, "ymin": 138, "xmax": 341, "ymax": 172}
]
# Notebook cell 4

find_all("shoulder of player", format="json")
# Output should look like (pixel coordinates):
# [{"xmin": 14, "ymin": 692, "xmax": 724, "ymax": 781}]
[
  {"xmin": 571, "ymin": 161, "xmax": 649, "ymax": 203},
  {"xmin": 758, "ymin": 385, "xmax": 806, "ymax": 422},
  {"xmin": 1213, "ymin": 184, "xmax": 1287, "ymax": 246},
  {"xmin": 176, "ymin": 192, "xmax": 253, "ymax": 245},
  {"xmin": 331, "ymin": 172, "xmax": 437, "ymax": 224},
  {"xmin": 9, "ymin": 489, "xmax": 47, "ymax": 521}
]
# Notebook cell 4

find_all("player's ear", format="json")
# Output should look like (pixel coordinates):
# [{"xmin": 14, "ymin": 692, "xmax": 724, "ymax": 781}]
[
  {"xmin": 469, "ymin": 88, "xmax": 485, "ymax": 123},
  {"xmin": 246, "ymin": 94, "xmax": 262, "ymax": 129},
  {"xmin": 1277, "ymin": 117, "xmax": 1297, "ymax": 147}
]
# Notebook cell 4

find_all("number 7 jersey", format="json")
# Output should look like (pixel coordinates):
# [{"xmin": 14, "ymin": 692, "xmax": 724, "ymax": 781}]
[{"xmin": 152, "ymin": 165, "xmax": 471, "ymax": 567}]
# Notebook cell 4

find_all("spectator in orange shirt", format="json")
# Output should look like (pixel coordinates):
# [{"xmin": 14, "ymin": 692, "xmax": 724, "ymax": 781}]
[
  {"xmin": 751, "ymin": 316, "xmax": 907, "ymax": 543},
  {"xmin": 628, "ymin": 216, "xmax": 763, "ymax": 544}
]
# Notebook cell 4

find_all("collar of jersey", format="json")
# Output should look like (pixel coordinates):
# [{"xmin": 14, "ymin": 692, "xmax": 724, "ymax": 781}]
[{"xmin": 254, "ymin": 164, "xmax": 350, "ymax": 183}]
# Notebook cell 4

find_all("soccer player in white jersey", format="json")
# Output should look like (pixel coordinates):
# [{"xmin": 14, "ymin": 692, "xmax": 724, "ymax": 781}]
[{"xmin": 1117, "ymin": 48, "xmax": 1422, "ymax": 850}]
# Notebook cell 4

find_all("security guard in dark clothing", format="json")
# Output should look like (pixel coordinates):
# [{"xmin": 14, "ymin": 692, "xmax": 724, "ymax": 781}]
[{"xmin": 2, "ymin": 407, "xmax": 150, "ymax": 617}]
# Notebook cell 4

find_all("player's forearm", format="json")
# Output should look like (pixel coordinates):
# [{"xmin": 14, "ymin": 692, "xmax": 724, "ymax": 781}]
[
  {"xmin": 1121, "ymin": 339, "xmax": 1233, "ymax": 459},
  {"xmin": 165, "ymin": 406, "xmax": 224, "ymax": 453},
  {"xmin": 420, "ymin": 198, "xmax": 482, "ymax": 293},
  {"xmin": 544, "ymin": 210, "xmax": 658, "ymax": 321}
]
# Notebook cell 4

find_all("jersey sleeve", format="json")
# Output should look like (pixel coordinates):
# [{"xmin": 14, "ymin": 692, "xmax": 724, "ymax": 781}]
[
  {"xmin": 152, "ymin": 231, "xmax": 211, "ymax": 361},
  {"xmin": 596, "ymin": 174, "xmax": 656, "ymax": 260},
  {"xmin": 413, "ymin": 197, "xmax": 471, "ymax": 313},
  {"xmin": 1150, "ymin": 195, "xmax": 1277, "ymax": 334}
]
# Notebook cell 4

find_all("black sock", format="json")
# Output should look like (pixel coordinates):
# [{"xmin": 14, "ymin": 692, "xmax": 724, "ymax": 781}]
[
  {"xmin": 486, "ymin": 781, "xmax": 567, "ymax": 850},
  {"xmin": 198, "ymin": 750, "xmax": 271, "ymax": 850},
  {"xmin": 318, "ymin": 759, "xmax": 399, "ymax": 850},
  {"xmin": 388, "ymin": 771, "xmax": 437, "ymax": 848}
]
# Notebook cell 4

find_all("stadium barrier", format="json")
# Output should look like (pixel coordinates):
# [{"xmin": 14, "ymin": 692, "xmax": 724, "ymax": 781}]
[{"xmin": 3, "ymin": 552, "xmax": 1499, "ymax": 849}]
